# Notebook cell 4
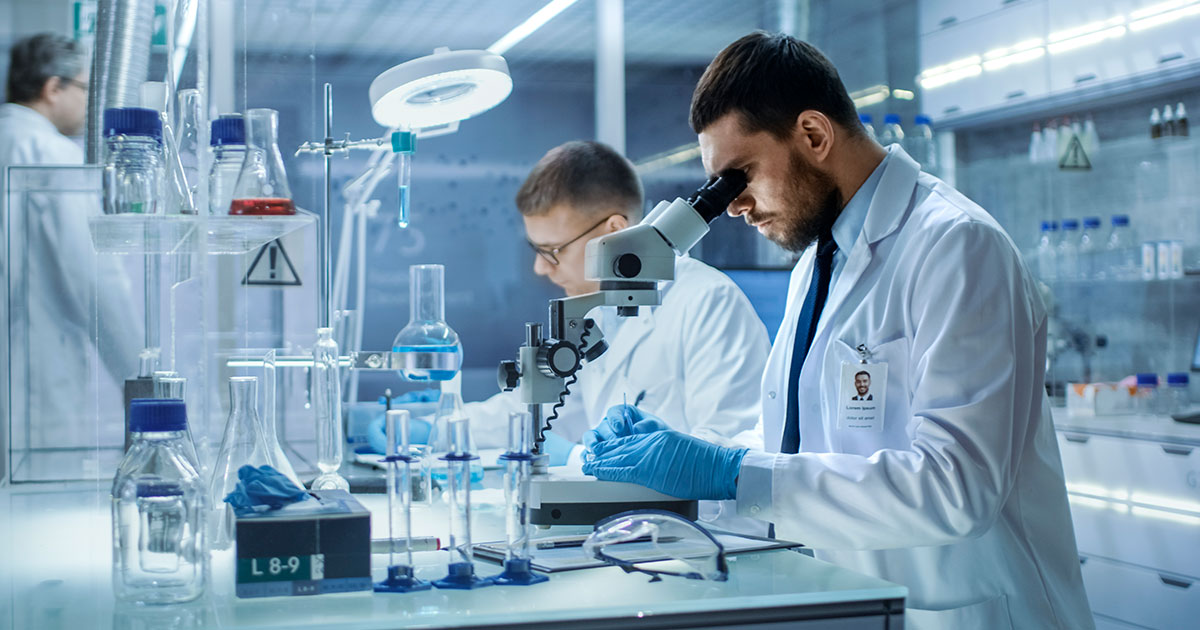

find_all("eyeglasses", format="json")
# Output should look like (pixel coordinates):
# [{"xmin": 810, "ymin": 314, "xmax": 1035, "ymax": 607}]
[
  {"xmin": 58, "ymin": 77, "xmax": 89, "ymax": 91},
  {"xmin": 582, "ymin": 509, "xmax": 729, "ymax": 582},
  {"xmin": 526, "ymin": 215, "xmax": 617, "ymax": 266}
]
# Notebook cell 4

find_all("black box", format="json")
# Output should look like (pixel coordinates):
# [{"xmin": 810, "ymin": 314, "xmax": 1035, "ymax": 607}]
[{"xmin": 234, "ymin": 490, "xmax": 372, "ymax": 598}]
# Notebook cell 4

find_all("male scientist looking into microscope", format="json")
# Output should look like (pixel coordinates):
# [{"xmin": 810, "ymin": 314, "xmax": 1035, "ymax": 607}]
[
  {"xmin": 583, "ymin": 33, "xmax": 1092, "ymax": 629},
  {"xmin": 463, "ymin": 140, "xmax": 769, "ymax": 461},
  {"xmin": 1, "ymin": 33, "xmax": 140, "ymax": 440}
]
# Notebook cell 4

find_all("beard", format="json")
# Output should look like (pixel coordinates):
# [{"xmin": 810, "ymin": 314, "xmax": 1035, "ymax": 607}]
[{"xmin": 770, "ymin": 149, "xmax": 842, "ymax": 252}]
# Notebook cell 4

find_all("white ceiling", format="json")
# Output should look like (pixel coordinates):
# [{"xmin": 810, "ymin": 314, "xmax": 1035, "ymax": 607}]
[{"xmin": 238, "ymin": 0, "xmax": 774, "ymax": 67}]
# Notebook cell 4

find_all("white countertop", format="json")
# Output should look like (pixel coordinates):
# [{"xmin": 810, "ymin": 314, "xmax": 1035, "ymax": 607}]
[
  {"xmin": 1053, "ymin": 407, "xmax": 1200, "ymax": 445},
  {"xmin": 0, "ymin": 481, "xmax": 906, "ymax": 629}
]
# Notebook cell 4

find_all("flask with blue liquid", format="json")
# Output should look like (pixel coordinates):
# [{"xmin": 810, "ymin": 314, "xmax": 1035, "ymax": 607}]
[{"xmin": 393, "ymin": 264, "xmax": 462, "ymax": 382}]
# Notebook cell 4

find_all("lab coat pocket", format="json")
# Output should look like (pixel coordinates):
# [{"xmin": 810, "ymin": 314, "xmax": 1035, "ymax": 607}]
[
  {"xmin": 905, "ymin": 593, "xmax": 1013, "ymax": 630},
  {"xmin": 829, "ymin": 336, "xmax": 911, "ymax": 454}
]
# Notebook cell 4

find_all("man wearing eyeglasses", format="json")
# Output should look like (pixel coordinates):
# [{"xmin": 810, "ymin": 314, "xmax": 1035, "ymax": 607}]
[
  {"xmin": 2, "ymin": 33, "xmax": 141, "ymax": 443},
  {"xmin": 464, "ymin": 140, "xmax": 771, "ymax": 463}
]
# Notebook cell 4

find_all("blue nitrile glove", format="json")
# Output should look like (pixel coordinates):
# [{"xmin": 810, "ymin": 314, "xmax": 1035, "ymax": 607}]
[
  {"xmin": 369, "ymin": 398, "xmax": 441, "ymax": 451},
  {"xmin": 223, "ymin": 465, "xmax": 310, "ymax": 516},
  {"xmin": 581, "ymin": 430, "xmax": 747, "ymax": 500},
  {"xmin": 582, "ymin": 404, "xmax": 671, "ymax": 451},
  {"xmin": 542, "ymin": 430, "xmax": 578, "ymax": 466}
]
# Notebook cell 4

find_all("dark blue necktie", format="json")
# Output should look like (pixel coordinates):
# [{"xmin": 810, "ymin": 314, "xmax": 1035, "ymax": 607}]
[{"xmin": 781, "ymin": 234, "xmax": 838, "ymax": 454}]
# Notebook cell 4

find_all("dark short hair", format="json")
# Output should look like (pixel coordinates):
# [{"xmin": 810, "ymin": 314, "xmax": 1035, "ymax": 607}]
[
  {"xmin": 690, "ymin": 31, "xmax": 863, "ymax": 140},
  {"xmin": 516, "ymin": 140, "xmax": 643, "ymax": 219},
  {"xmin": 6, "ymin": 33, "xmax": 87, "ymax": 104},
  {"xmin": 855, "ymin": 371, "xmax": 871, "ymax": 380}
]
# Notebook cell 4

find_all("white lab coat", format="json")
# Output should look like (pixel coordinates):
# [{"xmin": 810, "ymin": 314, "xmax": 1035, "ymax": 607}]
[
  {"xmin": 0, "ymin": 103, "xmax": 141, "ymax": 444},
  {"xmin": 736, "ymin": 147, "xmax": 1092, "ymax": 629},
  {"xmin": 467, "ymin": 256, "xmax": 769, "ymax": 448}
]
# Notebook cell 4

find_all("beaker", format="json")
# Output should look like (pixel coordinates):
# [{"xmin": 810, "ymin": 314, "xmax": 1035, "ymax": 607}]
[
  {"xmin": 311, "ymin": 328, "xmax": 350, "ymax": 491},
  {"xmin": 207, "ymin": 377, "xmax": 300, "ymax": 549},
  {"xmin": 392, "ymin": 264, "xmax": 462, "ymax": 381},
  {"xmin": 229, "ymin": 108, "xmax": 295, "ymax": 215}
]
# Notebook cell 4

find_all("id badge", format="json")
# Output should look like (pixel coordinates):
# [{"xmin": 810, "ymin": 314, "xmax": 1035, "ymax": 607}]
[{"xmin": 838, "ymin": 344, "xmax": 886, "ymax": 432}]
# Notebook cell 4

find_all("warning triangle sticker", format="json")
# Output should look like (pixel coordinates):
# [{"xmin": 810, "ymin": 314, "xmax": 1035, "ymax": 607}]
[
  {"xmin": 243, "ymin": 239, "xmax": 302, "ymax": 286},
  {"xmin": 1058, "ymin": 135, "xmax": 1091, "ymax": 170}
]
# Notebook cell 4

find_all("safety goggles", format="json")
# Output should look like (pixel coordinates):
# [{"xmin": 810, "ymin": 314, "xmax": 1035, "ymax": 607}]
[{"xmin": 583, "ymin": 509, "xmax": 728, "ymax": 582}]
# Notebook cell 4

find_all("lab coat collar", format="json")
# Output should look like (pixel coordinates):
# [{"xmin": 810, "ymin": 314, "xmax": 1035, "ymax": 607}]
[
  {"xmin": 830, "ymin": 151, "xmax": 888, "ymax": 255},
  {"xmin": 861, "ymin": 145, "xmax": 920, "ymax": 245}
]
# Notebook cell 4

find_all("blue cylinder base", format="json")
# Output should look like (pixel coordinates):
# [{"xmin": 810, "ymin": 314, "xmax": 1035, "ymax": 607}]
[
  {"xmin": 491, "ymin": 558, "xmax": 549, "ymax": 586},
  {"xmin": 374, "ymin": 564, "xmax": 432, "ymax": 593},
  {"xmin": 433, "ymin": 561, "xmax": 493, "ymax": 590}
]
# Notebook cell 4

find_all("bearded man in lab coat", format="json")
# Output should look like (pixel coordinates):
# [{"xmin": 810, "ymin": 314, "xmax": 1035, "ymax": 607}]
[
  {"xmin": 583, "ymin": 33, "xmax": 1093, "ymax": 629},
  {"xmin": 1, "ymin": 33, "xmax": 140, "ymax": 441},
  {"xmin": 465, "ymin": 140, "xmax": 770, "ymax": 462}
]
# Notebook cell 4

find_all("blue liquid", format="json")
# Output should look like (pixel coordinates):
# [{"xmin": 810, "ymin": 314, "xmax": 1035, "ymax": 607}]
[
  {"xmin": 393, "ymin": 344, "xmax": 461, "ymax": 382},
  {"xmin": 398, "ymin": 185, "xmax": 409, "ymax": 229}
]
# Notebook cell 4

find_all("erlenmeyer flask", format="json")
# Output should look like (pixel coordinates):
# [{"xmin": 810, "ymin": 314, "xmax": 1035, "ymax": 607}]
[
  {"xmin": 229, "ymin": 108, "xmax": 295, "ymax": 215},
  {"xmin": 208, "ymin": 376, "xmax": 300, "ymax": 549},
  {"xmin": 392, "ymin": 264, "xmax": 462, "ymax": 381}
]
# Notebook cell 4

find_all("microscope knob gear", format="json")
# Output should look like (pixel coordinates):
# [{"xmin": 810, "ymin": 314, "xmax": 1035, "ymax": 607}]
[
  {"xmin": 497, "ymin": 360, "xmax": 521, "ymax": 391},
  {"xmin": 537, "ymin": 340, "xmax": 581, "ymax": 378}
]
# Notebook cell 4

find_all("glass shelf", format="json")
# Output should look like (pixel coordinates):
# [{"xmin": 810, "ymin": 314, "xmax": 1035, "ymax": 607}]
[{"xmin": 88, "ymin": 209, "xmax": 316, "ymax": 255}]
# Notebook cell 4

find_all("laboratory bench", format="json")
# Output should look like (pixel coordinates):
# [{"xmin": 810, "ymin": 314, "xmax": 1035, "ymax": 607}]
[{"xmin": 0, "ymin": 481, "xmax": 907, "ymax": 630}]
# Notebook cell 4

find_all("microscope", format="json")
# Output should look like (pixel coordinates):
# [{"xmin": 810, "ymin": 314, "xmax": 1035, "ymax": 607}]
[{"xmin": 497, "ymin": 170, "xmax": 747, "ymax": 525}]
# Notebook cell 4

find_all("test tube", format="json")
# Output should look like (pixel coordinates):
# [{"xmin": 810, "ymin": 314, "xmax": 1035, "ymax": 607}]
[
  {"xmin": 492, "ymin": 412, "xmax": 548, "ymax": 586},
  {"xmin": 433, "ymin": 416, "xmax": 492, "ymax": 589},
  {"xmin": 375, "ymin": 409, "xmax": 430, "ymax": 593},
  {"xmin": 392, "ymin": 130, "xmax": 415, "ymax": 229}
]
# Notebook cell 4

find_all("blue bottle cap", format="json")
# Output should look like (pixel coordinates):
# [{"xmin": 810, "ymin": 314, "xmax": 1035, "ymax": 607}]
[
  {"xmin": 1061, "ymin": 219, "xmax": 1079, "ymax": 230},
  {"xmin": 1111, "ymin": 215, "xmax": 1130, "ymax": 226},
  {"xmin": 915, "ymin": 114, "xmax": 932, "ymax": 125},
  {"xmin": 884, "ymin": 114, "xmax": 901, "ymax": 124},
  {"xmin": 1167, "ymin": 372, "xmax": 1189, "ymax": 386},
  {"xmin": 1083, "ymin": 217, "xmax": 1101, "ymax": 229},
  {"xmin": 859, "ymin": 113, "xmax": 873, "ymax": 124},
  {"xmin": 1136, "ymin": 373, "xmax": 1159, "ymax": 386},
  {"xmin": 210, "ymin": 114, "xmax": 245, "ymax": 146},
  {"xmin": 1040, "ymin": 221, "xmax": 1053, "ymax": 232},
  {"xmin": 103, "ymin": 107, "xmax": 162, "ymax": 143},
  {"xmin": 130, "ymin": 398, "xmax": 188, "ymax": 433}
]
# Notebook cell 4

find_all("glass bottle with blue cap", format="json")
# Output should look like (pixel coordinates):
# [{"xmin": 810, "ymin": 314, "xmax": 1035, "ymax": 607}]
[{"xmin": 112, "ymin": 398, "xmax": 207, "ymax": 604}]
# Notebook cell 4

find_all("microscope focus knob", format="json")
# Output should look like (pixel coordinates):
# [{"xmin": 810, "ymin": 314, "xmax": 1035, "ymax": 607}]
[
  {"xmin": 583, "ymin": 338, "xmax": 608, "ymax": 363},
  {"xmin": 498, "ymin": 360, "xmax": 521, "ymax": 391},
  {"xmin": 538, "ymin": 340, "xmax": 581, "ymax": 378}
]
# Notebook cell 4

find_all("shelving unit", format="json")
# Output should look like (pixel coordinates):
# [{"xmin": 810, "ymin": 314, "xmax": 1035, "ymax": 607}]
[{"xmin": 88, "ymin": 210, "xmax": 316, "ymax": 255}]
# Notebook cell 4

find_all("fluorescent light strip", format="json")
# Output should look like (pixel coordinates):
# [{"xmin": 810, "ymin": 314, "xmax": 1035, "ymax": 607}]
[
  {"xmin": 891, "ymin": 89, "xmax": 915, "ymax": 101},
  {"xmin": 1130, "ymin": 2, "xmax": 1200, "ymax": 30},
  {"xmin": 1048, "ymin": 25, "xmax": 1126, "ymax": 54},
  {"xmin": 487, "ymin": 0, "xmax": 582, "ymax": 56},
  {"xmin": 984, "ymin": 37, "xmax": 1044, "ymax": 60},
  {"xmin": 634, "ymin": 143, "xmax": 702, "ymax": 174},
  {"xmin": 1131, "ymin": 0, "xmax": 1193, "ymax": 20},
  {"xmin": 1049, "ymin": 15, "xmax": 1126, "ymax": 44},
  {"xmin": 982, "ymin": 46, "xmax": 1045, "ymax": 71},
  {"xmin": 919, "ymin": 64, "xmax": 981, "ymax": 89},
  {"xmin": 850, "ymin": 84, "xmax": 890, "ymax": 108},
  {"xmin": 918, "ymin": 55, "xmax": 981, "ymax": 80}
]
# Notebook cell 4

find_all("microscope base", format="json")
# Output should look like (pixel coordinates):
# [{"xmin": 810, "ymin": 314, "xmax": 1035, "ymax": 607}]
[{"xmin": 529, "ymin": 476, "xmax": 698, "ymax": 526}]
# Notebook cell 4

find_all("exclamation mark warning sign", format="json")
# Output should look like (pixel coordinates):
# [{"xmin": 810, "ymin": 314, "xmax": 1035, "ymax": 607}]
[{"xmin": 244, "ymin": 239, "xmax": 301, "ymax": 286}]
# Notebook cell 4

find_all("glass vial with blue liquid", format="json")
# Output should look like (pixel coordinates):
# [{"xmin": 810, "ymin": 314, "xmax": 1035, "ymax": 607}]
[
  {"xmin": 375, "ymin": 409, "xmax": 432, "ymax": 592},
  {"xmin": 434, "ymin": 416, "xmax": 492, "ymax": 589},
  {"xmin": 112, "ymin": 399, "xmax": 207, "ymax": 604},
  {"xmin": 393, "ymin": 130, "xmax": 415, "ymax": 228},
  {"xmin": 493, "ymin": 411, "xmax": 548, "ymax": 585},
  {"xmin": 393, "ymin": 264, "xmax": 462, "ymax": 381}
]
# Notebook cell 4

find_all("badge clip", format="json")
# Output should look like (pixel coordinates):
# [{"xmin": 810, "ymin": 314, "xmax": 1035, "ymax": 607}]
[{"xmin": 856, "ymin": 344, "xmax": 871, "ymax": 364}]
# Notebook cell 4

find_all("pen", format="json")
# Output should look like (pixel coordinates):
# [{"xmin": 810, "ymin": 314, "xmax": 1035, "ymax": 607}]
[{"xmin": 371, "ymin": 536, "xmax": 440, "ymax": 553}]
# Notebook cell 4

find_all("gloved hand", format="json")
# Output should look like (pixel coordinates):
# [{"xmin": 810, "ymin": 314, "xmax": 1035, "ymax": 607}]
[
  {"xmin": 582, "ymin": 430, "xmax": 747, "ymax": 501},
  {"xmin": 224, "ymin": 465, "xmax": 310, "ymax": 516},
  {"xmin": 367, "ymin": 412, "xmax": 433, "ymax": 455},
  {"xmin": 582, "ymin": 404, "xmax": 670, "ymax": 451},
  {"xmin": 541, "ymin": 430, "xmax": 579, "ymax": 466}
]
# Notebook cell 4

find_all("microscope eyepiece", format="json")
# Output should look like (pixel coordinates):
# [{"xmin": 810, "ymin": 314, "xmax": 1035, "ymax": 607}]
[{"xmin": 687, "ymin": 169, "xmax": 747, "ymax": 223}]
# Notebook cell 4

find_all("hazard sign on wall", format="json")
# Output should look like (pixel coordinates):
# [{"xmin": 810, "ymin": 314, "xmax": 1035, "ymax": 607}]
[{"xmin": 244, "ymin": 239, "xmax": 301, "ymax": 286}]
